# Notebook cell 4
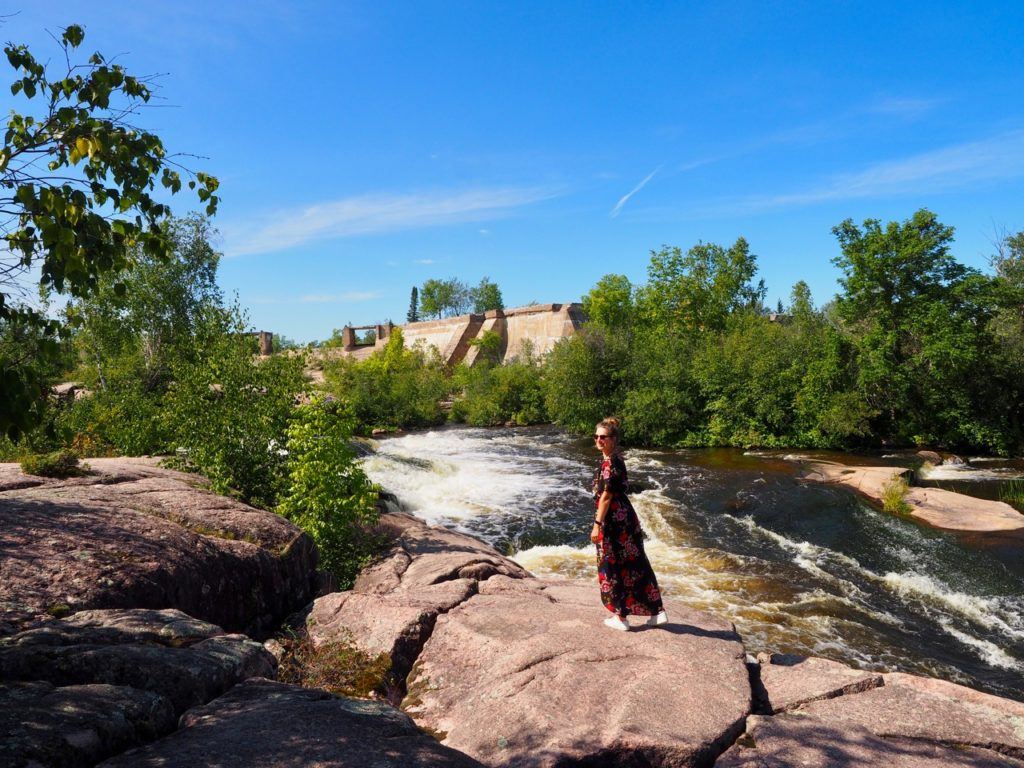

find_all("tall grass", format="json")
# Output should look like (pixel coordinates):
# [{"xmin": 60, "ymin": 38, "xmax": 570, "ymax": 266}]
[
  {"xmin": 881, "ymin": 475, "xmax": 912, "ymax": 516},
  {"xmin": 1000, "ymin": 478, "xmax": 1024, "ymax": 509}
]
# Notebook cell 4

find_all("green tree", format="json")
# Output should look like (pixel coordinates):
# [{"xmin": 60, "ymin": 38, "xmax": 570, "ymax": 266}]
[
  {"xmin": 470, "ymin": 277, "xmax": 503, "ymax": 313},
  {"xmin": 0, "ymin": 24, "xmax": 219, "ymax": 437},
  {"xmin": 636, "ymin": 238, "xmax": 765, "ymax": 333},
  {"xmin": 581, "ymin": 274, "xmax": 633, "ymax": 331},
  {"xmin": 277, "ymin": 396, "xmax": 379, "ymax": 587},
  {"xmin": 407, "ymin": 286, "xmax": 419, "ymax": 323},
  {"xmin": 542, "ymin": 328, "xmax": 629, "ymax": 434},
  {"xmin": 419, "ymin": 278, "xmax": 470, "ymax": 319},
  {"xmin": 832, "ymin": 209, "xmax": 1006, "ymax": 449}
]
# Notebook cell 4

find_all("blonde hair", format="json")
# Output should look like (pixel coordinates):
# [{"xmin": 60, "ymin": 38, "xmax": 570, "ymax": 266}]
[{"xmin": 596, "ymin": 416, "xmax": 623, "ymax": 455}]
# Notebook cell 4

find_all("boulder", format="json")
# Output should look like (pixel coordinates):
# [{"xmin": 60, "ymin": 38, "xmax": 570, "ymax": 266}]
[
  {"xmin": 717, "ymin": 713, "xmax": 1023, "ymax": 767},
  {"xmin": 754, "ymin": 652, "xmax": 884, "ymax": 713},
  {"xmin": 403, "ymin": 578, "xmax": 750, "ymax": 767},
  {"xmin": 0, "ymin": 681, "xmax": 176, "ymax": 768},
  {"xmin": 917, "ymin": 450, "xmax": 943, "ymax": 464},
  {"xmin": 0, "ymin": 458, "xmax": 317, "ymax": 636},
  {"xmin": 99, "ymin": 678, "xmax": 485, "ymax": 768},
  {"xmin": 307, "ymin": 512, "xmax": 529, "ymax": 681}
]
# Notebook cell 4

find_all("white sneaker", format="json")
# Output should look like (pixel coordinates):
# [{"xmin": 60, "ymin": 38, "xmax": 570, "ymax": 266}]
[
  {"xmin": 603, "ymin": 615, "xmax": 630, "ymax": 631},
  {"xmin": 645, "ymin": 611, "xmax": 668, "ymax": 626}
]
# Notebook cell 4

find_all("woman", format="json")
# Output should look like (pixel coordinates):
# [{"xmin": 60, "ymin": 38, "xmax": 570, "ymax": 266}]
[{"xmin": 590, "ymin": 417, "xmax": 667, "ymax": 631}]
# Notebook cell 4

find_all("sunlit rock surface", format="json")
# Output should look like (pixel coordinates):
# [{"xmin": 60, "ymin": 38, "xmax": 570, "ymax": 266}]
[{"xmin": 0, "ymin": 457, "xmax": 317, "ymax": 636}]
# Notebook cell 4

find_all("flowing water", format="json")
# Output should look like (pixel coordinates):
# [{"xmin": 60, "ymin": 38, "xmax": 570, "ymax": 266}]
[{"xmin": 359, "ymin": 425, "xmax": 1024, "ymax": 702}]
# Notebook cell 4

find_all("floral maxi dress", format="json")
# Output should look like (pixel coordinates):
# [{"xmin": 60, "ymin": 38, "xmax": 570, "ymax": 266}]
[{"xmin": 593, "ymin": 454, "xmax": 664, "ymax": 617}]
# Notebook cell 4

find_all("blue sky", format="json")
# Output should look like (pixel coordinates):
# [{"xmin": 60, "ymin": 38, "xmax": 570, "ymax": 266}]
[{"xmin": 7, "ymin": 2, "xmax": 1024, "ymax": 341}]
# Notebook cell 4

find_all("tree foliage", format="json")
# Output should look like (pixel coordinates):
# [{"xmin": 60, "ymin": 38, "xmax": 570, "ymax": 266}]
[
  {"xmin": 471, "ymin": 276, "xmax": 503, "ymax": 313},
  {"xmin": 581, "ymin": 274, "xmax": 633, "ymax": 331},
  {"xmin": 419, "ymin": 278, "xmax": 470, "ymax": 319},
  {"xmin": 0, "ymin": 23, "xmax": 219, "ymax": 437}
]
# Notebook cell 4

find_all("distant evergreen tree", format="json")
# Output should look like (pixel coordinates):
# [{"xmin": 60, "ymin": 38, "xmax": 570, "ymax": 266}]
[{"xmin": 407, "ymin": 287, "xmax": 419, "ymax": 323}]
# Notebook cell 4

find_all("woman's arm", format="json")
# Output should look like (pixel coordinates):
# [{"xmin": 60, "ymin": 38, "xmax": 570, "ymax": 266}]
[{"xmin": 591, "ymin": 490, "xmax": 611, "ymax": 543}]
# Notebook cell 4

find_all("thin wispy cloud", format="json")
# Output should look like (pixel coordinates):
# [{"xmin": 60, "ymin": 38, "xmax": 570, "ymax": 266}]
[
  {"xmin": 610, "ymin": 166, "xmax": 662, "ymax": 218},
  {"xmin": 415, "ymin": 258, "xmax": 435, "ymax": 265},
  {"xmin": 223, "ymin": 186, "xmax": 560, "ymax": 257},
  {"xmin": 699, "ymin": 130, "xmax": 1024, "ymax": 216}
]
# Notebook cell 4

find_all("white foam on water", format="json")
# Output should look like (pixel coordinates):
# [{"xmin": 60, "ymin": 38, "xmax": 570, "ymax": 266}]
[
  {"xmin": 936, "ymin": 619, "xmax": 1024, "ymax": 671},
  {"xmin": 880, "ymin": 571, "xmax": 1024, "ymax": 633},
  {"xmin": 917, "ymin": 463, "xmax": 1024, "ymax": 481},
  {"xmin": 361, "ymin": 429, "xmax": 585, "ymax": 527}
]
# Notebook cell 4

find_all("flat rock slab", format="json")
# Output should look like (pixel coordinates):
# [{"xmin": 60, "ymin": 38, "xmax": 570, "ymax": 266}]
[
  {"xmin": 0, "ymin": 457, "xmax": 316, "ymax": 636},
  {"xmin": 404, "ymin": 578, "xmax": 750, "ymax": 767},
  {"xmin": 905, "ymin": 486, "xmax": 1024, "ymax": 531},
  {"xmin": 308, "ymin": 512, "xmax": 529, "ymax": 680},
  {"xmin": 755, "ymin": 652, "xmax": 884, "ymax": 713},
  {"xmin": 796, "ymin": 671, "xmax": 1024, "ymax": 759},
  {"xmin": 799, "ymin": 461, "xmax": 1024, "ymax": 532},
  {"xmin": 717, "ymin": 713, "xmax": 1024, "ymax": 767},
  {"xmin": 1, "ymin": 681, "xmax": 176, "ymax": 768},
  {"xmin": 99, "ymin": 678, "xmax": 485, "ymax": 768}
]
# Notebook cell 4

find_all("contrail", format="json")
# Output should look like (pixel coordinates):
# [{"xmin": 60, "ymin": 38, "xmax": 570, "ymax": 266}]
[{"xmin": 610, "ymin": 166, "xmax": 661, "ymax": 218}]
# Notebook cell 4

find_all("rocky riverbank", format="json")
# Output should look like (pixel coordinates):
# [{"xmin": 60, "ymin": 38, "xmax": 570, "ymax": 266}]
[{"xmin": 2, "ymin": 460, "xmax": 1023, "ymax": 766}]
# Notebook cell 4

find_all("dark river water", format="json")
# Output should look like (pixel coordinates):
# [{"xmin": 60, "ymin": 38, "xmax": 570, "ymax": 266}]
[{"xmin": 360, "ymin": 425, "xmax": 1024, "ymax": 702}]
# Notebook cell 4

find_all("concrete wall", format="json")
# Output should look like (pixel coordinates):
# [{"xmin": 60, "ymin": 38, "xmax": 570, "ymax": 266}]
[{"xmin": 399, "ymin": 303, "xmax": 583, "ymax": 366}]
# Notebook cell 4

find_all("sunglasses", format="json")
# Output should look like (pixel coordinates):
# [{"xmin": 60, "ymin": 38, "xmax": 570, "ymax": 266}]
[{"xmin": 593, "ymin": 434, "xmax": 611, "ymax": 441}]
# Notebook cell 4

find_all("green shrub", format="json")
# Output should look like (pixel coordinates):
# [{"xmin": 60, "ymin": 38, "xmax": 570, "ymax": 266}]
[
  {"xmin": 881, "ymin": 474, "xmax": 912, "ymax": 515},
  {"xmin": 322, "ymin": 329, "xmax": 449, "ymax": 434},
  {"xmin": 450, "ymin": 350, "xmax": 546, "ymax": 427},
  {"xmin": 163, "ymin": 310, "xmax": 308, "ymax": 508},
  {"xmin": 20, "ymin": 450, "xmax": 88, "ymax": 478},
  {"xmin": 277, "ymin": 396, "xmax": 380, "ymax": 587}
]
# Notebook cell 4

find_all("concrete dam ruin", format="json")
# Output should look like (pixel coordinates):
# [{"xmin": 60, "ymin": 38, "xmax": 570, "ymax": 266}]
[{"xmin": 336, "ymin": 303, "xmax": 584, "ymax": 367}]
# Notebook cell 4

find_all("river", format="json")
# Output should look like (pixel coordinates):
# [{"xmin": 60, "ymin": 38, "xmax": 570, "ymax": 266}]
[{"xmin": 359, "ymin": 425, "xmax": 1024, "ymax": 702}]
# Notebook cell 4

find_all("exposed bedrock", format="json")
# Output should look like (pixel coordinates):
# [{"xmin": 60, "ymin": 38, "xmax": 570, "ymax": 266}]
[
  {"xmin": 99, "ymin": 678, "xmax": 486, "ymax": 767},
  {"xmin": 0, "ymin": 608, "xmax": 276, "ymax": 768},
  {"xmin": 404, "ymin": 576, "xmax": 750, "ymax": 767},
  {"xmin": 797, "ymin": 460, "xmax": 1024, "ymax": 532},
  {"xmin": 0, "ymin": 458, "xmax": 317, "ymax": 637},
  {"xmin": 720, "ymin": 653, "xmax": 1024, "ymax": 766}
]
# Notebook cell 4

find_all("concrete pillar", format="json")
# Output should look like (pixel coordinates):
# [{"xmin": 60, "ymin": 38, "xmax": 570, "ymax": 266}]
[
  {"xmin": 257, "ymin": 331, "xmax": 273, "ymax": 356},
  {"xmin": 341, "ymin": 326, "xmax": 356, "ymax": 349}
]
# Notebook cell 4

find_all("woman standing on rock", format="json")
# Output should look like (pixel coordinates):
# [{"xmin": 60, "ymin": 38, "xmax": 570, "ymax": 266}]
[{"xmin": 590, "ymin": 417, "xmax": 667, "ymax": 631}]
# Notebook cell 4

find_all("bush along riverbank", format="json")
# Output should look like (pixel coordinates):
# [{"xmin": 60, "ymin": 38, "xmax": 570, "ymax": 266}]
[{"xmin": 4, "ymin": 460, "xmax": 1023, "ymax": 767}]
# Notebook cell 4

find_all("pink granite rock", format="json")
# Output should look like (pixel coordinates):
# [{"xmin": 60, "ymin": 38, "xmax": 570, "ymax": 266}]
[
  {"xmin": 754, "ymin": 652, "xmax": 884, "ymax": 713},
  {"xmin": 0, "ymin": 681, "xmax": 176, "ymax": 768},
  {"xmin": 99, "ymin": 678, "xmax": 485, "ymax": 768},
  {"xmin": 717, "ymin": 713, "xmax": 1023, "ymax": 767},
  {"xmin": 798, "ymin": 460, "xmax": 1024, "ymax": 532},
  {"xmin": 797, "ymin": 672, "xmax": 1024, "ymax": 759},
  {"xmin": 307, "ymin": 512, "xmax": 529, "ymax": 680},
  {"xmin": 404, "ymin": 578, "xmax": 750, "ymax": 767},
  {"xmin": 0, "ymin": 458, "xmax": 316, "ymax": 636}
]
